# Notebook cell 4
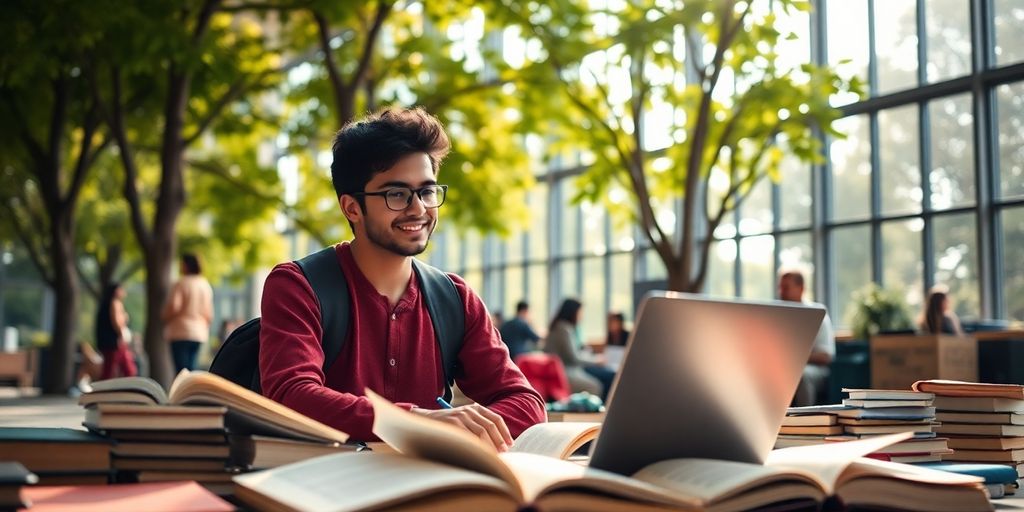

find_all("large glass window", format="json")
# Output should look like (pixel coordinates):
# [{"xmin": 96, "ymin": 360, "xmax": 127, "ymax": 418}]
[
  {"xmin": 707, "ymin": 239, "xmax": 737, "ymax": 298},
  {"xmin": 556, "ymin": 259, "xmax": 579, "ymax": 303},
  {"xmin": 740, "ymin": 235, "xmax": 775, "ymax": 300},
  {"xmin": 925, "ymin": 0, "xmax": 971, "ymax": 83},
  {"xmin": 874, "ymin": 0, "xmax": 918, "ymax": 94},
  {"xmin": 881, "ymin": 219, "xmax": 924, "ymax": 309},
  {"xmin": 830, "ymin": 115, "xmax": 872, "ymax": 221},
  {"xmin": 832, "ymin": 225, "xmax": 872, "ymax": 326},
  {"xmin": 527, "ymin": 263, "xmax": 549, "ymax": 325},
  {"xmin": 528, "ymin": 184, "xmax": 549, "ymax": 260},
  {"xmin": 778, "ymin": 232, "xmax": 814, "ymax": 300},
  {"xmin": 581, "ymin": 257, "xmax": 605, "ymax": 340},
  {"xmin": 879, "ymin": 105, "xmax": 922, "ymax": 216},
  {"xmin": 739, "ymin": 178, "xmax": 773, "ymax": 236},
  {"xmin": 609, "ymin": 252, "xmax": 633, "ymax": 317},
  {"xmin": 932, "ymin": 213, "xmax": 980, "ymax": 319},
  {"xmin": 557, "ymin": 180, "xmax": 580, "ymax": 256},
  {"xmin": 826, "ymin": 0, "xmax": 869, "ymax": 106},
  {"xmin": 779, "ymin": 154, "xmax": 812, "ymax": 229},
  {"xmin": 994, "ymin": 0, "xmax": 1024, "ymax": 66},
  {"xmin": 929, "ymin": 94, "xmax": 975, "ymax": 209},
  {"xmin": 997, "ymin": 82, "xmax": 1024, "ymax": 199},
  {"xmin": 1003, "ymin": 207, "xmax": 1024, "ymax": 322},
  {"xmin": 504, "ymin": 265, "xmax": 524, "ymax": 318}
]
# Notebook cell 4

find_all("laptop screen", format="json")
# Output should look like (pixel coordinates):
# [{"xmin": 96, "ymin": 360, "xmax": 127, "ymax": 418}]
[{"xmin": 587, "ymin": 292, "xmax": 825, "ymax": 475}]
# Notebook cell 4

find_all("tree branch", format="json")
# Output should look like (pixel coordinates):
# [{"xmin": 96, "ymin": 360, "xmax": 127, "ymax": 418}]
[
  {"xmin": 186, "ymin": 158, "xmax": 329, "ymax": 246},
  {"xmin": 0, "ymin": 201, "xmax": 53, "ymax": 284},
  {"xmin": 0, "ymin": 91, "xmax": 48, "ymax": 167},
  {"xmin": 183, "ymin": 79, "xmax": 249, "ymax": 146},
  {"xmin": 64, "ymin": 104, "xmax": 105, "ymax": 211},
  {"xmin": 352, "ymin": 1, "xmax": 392, "ymax": 95},
  {"xmin": 313, "ymin": 9, "xmax": 349, "ymax": 109},
  {"xmin": 108, "ymin": 66, "xmax": 154, "ymax": 252}
]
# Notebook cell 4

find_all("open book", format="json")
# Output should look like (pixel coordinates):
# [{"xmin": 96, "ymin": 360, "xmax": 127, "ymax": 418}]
[
  {"xmin": 80, "ymin": 371, "xmax": 348, "ymax": 444},
  {"xmin": 233, "ymin": 390, "xmax": 991, "ymax": 512}
]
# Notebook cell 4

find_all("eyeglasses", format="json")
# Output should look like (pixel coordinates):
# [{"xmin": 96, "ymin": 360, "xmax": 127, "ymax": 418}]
[{"xmin": 352, "ymin": 184, "xmax": 448, "ymax": 212}]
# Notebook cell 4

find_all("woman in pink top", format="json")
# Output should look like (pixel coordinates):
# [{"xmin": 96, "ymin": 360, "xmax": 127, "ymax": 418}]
[{"xmin": 162, "ymin": 253, "xmax": 214, "ymax": 372}]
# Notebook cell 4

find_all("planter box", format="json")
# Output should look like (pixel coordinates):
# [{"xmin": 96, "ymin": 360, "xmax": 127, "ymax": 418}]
[
  {"xmin": 869, "ymin": 334, "xmax": 977, "ymax": 390},
  {"xmin": 0, "ymin": 350, "xmax": 38, "ymax": 387}
]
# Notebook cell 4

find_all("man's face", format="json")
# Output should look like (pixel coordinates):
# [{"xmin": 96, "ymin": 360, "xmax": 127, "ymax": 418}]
[
  {"xmin": 778, "ymin": 275, "xmax": 803, "ymax": 302},
  {"xmin": 357, "ymin": 153, "xmax": 438, "ymax": 257}
]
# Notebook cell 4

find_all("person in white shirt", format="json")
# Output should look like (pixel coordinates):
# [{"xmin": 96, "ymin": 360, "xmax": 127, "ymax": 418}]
[{"xmin": 778, "ymin": 269, "xmax": 834, "ymax": 406}]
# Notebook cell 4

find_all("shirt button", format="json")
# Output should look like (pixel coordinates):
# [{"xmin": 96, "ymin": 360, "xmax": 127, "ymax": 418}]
[
  {"xmin": 391, "ymin": 313, "xmax": 396, "ymax": 320},
  {"xmin": 389, "ymin": 358, "xmax": 396, "ymax": 367}
]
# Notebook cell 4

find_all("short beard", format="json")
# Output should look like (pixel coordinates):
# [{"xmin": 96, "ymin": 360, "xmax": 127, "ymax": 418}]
[{"xmin": 365, "ymin": 217, "xmax": 434, "ymax": 257}]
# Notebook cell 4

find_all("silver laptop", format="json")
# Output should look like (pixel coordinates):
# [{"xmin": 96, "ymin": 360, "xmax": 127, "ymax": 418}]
[{"xmin": 588, "ymin": 292, "xmax": 825, "ymax": 475}]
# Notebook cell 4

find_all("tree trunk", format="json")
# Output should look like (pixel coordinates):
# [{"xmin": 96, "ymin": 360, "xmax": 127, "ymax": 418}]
[
  {"xmin": 142, "ymin": 243, "xmax": 174, "ymax": 386},
  {"xmin": 43, "ymin": 211, "xmax": 77, "ymax": 394}
]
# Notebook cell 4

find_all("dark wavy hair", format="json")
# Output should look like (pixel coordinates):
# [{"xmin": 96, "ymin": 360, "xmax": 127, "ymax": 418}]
[
  {"xmin": 549, "ymin": 298, "xmax": 582, "ymax": 333},
  {"xmin": 330, "ymin": 107, "xmax": 451, "ymax": 207}
]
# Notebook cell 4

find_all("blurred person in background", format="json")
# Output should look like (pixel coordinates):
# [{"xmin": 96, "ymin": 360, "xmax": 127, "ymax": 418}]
[{"xmin": 162, "ymin": 253, "xmax": 214, "ymax": 373}]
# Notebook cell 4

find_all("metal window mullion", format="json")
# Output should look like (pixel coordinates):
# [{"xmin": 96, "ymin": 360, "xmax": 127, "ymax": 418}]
[
  {"xmin": 920, "ymin": 100, "xmax": 935, "ymax": 293},
  {"xmin": 812, "ymin": 0, "xmax": 833, "ymax": 309},
  {"xmin": 971, "ymin": 0, "xmax": 999, "ymax": 319},
  {"xmin": 870, "ymin": 110, "xmax": 884, "ymax": 285}
]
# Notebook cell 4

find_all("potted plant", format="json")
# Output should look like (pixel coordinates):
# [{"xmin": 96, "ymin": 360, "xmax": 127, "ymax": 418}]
[{"xmin": 847, "ymin": 283, "xmax": 913, "ymax": 341}]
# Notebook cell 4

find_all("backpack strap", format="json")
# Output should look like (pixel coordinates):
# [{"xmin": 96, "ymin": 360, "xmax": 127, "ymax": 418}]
[
  {"xmin": 412, "ymin": 259, "xmax": 465, "ymax": 403},
  {"xmin": 295, "ymin": 246, "xmax": 349, "ymax": 373}
]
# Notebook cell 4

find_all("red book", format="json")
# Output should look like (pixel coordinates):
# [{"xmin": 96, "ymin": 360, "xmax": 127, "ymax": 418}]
[{"xmin": 19, "ymin": 481, "xmax": 233, "ymax": 512}]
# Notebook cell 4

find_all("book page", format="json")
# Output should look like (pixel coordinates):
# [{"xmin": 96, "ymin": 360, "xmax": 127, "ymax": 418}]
[
  {"xmin": 511, "ymin": 422, "xmax": 600, "ymax": 459},
  {"xmin": 838, "ymin": 456, "xmax": 983, "ymax": 487},
  {"xmin": 765, "ymin": 432, "xmax": 912, "ymax": 493},
  {"xmin": 233, "ymin": 452, "xmax": 514, "ymax": 512},
  {"xmin": 167, "ymin": 370, "xmax": 349, "ymax": 444},
  {"xmin": 499, "ymin": 452, "xmax": 703, "ymax": 509},
  {"xmin": 86, "ymin": 376, "xmax": 168, "ymax": 404},
  {"xmin": 630, "ymin": 457, "xmax": 819, "ymax": 504},
  {"xmin": 366, "ymin": 389, "xmax": 523, "ymax": 499}
]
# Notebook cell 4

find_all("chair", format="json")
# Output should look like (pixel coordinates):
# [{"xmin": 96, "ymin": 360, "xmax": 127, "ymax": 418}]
[{"xmin": 514, "ymin": 353, "xmax": 571, "ymax": 403}]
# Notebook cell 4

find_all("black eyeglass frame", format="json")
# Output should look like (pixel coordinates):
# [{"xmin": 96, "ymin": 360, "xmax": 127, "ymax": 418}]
[{"xmin": 350, "ymin": 184, "xmax": 448, "ymax": 212}]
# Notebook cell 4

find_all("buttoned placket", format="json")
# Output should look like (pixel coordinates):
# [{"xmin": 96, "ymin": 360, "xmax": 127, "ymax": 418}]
[{"xmin": 384, "ymin": 308, "xmax": 400, "ymax": 395}]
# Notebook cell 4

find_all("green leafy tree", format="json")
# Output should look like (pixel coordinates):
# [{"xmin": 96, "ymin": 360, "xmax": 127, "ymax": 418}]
[
  {"xmin": 95, "ymin": 1, "xmax": 289, "ymax": 386},
  {"xmin": 0, "ymin": 1, "xmax": 112, "ymax": 393},
  {"xmin": 506, "ymin": 0, "xmax": 861, "ymax": 291},
  {"xmin": 259, "ymin": 0, "xmax": 560, "ymax": 243}
]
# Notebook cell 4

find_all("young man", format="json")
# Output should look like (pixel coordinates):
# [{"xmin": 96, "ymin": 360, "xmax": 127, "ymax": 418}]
[
  {"xmin": 778, "ymin": 269, "xmax": 835, "ymax": 406},
  {"xmin": 259, "ymin": 108, "xmax": 545, "ymax": 450}
]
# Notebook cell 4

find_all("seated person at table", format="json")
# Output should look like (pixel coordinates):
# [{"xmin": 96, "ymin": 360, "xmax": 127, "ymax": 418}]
[
  {"xmin": 543, "ymin": 298, "xmax": 616, "ymax": 400},
  {"xmin": 917, "ymin": 285, "xmax": 964, "ymax": 336},
  {"xmin": 778, "ymin": 270, "xmax": 834, "ymax": 406}
]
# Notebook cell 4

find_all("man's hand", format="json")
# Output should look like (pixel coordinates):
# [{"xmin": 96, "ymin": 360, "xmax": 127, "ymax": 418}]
[{"xmin": 411, "ymin": 403, "xmax": 513, "ymax": 452}]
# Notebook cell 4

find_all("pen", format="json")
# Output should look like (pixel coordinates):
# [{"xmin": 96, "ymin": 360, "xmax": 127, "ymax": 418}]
[{"xmin": 435, "ymin": 396, "xmax": 453, "ymax": 409}]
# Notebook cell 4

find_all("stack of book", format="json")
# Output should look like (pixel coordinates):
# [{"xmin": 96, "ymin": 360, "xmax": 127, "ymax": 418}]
[
  {"xmin": 829, "ymin": 388, "xmax": 950, "ymax": 463},
  {"xmin": 78, "ymin": 371, "xmax": 356, "ymax": 494},
  {"xmin": 777, "ymin": 410, "xmax": 842, "ymax": 447},
  {"xmin": 0, "ymin": 427, "xmax": 112, "ymax": 485},
  {"xmin": 914, "ymin": 379, "xmax": 1024, "ymax": 492},
  {"xmin": 777, "ymin": 389, "xmax": 948, "ymax": 462},
  {"xmin": 0, "ymin": 462, "xmax": 36, "ymax": 510}
]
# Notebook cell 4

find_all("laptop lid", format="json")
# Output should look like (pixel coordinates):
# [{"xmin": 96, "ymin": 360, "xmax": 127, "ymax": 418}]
[{"xmin": 587, "ymin": 292, "xmax": 825, "ymax": 475}]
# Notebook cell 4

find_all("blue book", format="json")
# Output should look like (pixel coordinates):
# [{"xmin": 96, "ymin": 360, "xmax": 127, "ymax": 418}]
[{"xmin": 916, "ymin": 462, "xmax": 1019, "ymax": 484}]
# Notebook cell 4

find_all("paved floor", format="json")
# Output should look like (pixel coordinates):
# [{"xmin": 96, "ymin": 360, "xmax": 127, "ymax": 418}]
[{"xmin": 0, "ymin": 387, "xmax": 86, "ymax": 429}]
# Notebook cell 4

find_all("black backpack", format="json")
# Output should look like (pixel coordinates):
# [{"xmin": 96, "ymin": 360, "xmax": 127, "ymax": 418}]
[{"xmin": 209, "ymin": 246, "xmax": 466, "ymax": 402}]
